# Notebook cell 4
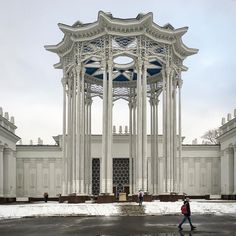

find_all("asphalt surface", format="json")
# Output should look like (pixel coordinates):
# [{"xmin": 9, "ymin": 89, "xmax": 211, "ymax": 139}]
[{"xmin": 0, "ymin": 215, "xmax": 235, "ymax": 236}]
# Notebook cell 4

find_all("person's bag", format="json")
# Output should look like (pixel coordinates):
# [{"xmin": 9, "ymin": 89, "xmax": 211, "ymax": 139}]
[{"xmin": 181, "ymin": 204, "xmax": 188, "ymax": 214}]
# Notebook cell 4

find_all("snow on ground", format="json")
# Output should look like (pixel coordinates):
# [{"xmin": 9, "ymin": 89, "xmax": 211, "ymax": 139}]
[
  {"xmin": 0, "ymin": 200, "xmax": 236, "ymax": 219},
  {"xmin": 144, "ymin": 200, "xmax": 236, "ymax": 216}
]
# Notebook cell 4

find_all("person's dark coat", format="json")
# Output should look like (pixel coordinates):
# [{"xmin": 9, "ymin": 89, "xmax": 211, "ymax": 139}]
[{"xmin": 184, "ymin": 200, "xmax": 191, "ymax": 216}]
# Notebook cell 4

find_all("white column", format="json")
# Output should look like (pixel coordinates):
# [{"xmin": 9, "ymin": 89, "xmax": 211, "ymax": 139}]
[
  {"xmin": 84, "ymin": 94, "xmax": 91, "ymax": 195},
  {"xmin": 136, "ymin": 59, "xmax": 143, "ymax": 192},
  {"xmin": 162, "ymin": 68, "xmax": 167, "ymax": 193},
  {"xmin": 62, "ymin": 77, "xmax": 67, "ymax": 195},
  {"xmin": 107, "ymin": 61, "xmax": 113, "ymax": 194},
  {"xmin": 88, "ymin": 97, "xmax": 92, "ymax": 195},
  {"xmin": 79, "ymin": 69, "xmax": 85, "ymax": 194},
  {"xmin": 172, "ymin": 79, "xmax": 177, "ymax": 192},
  {"xmin": 178, "ymin": 78, "xmax": 183, "ymax": 193},
  {"xmin": 150, "ymin": 96, "xmax": 154, "ymax": 194},
  {"xmin": 3, "ymin": 148, "xmax": 12, "ymax": 197},
  {"xmin": 155, "ymin": 97, "xmax": 159, "ymax": 194},
  {"xmin": 67, "ymin": 78, "xmax": 72, "ymax": 194},
  {"xmin": 101, "ymin": 61, "xmax": 108, "ymax": 194},
  {"xmin": 142, "ymin": 61, "xmax": 148, "ymax": 191},
  {"xmin": 132, "ymin": 96, "xmax": 137, "ymax": 193},
  {"xmin": 72, "ymin": 71, "xmax": 77, "ymax": 193},
  {"xmin": 129, "ymin": 98, "xmax": 133, "ymax": 194},
  {"xmin": 0, "ymin": 145, "xmax": 3, "ymax": 197},
  {"xmin": 76, "ymin": 65, "xmax": 81, "ymax": 193},
  {"xmin": 84, "ymin": 95, "xmax": 88, "ymax": 194}
]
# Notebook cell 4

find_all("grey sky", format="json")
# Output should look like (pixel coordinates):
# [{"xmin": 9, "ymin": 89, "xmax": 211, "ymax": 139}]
[{"xmin": 0, "ymin": 0, "xmax": 235, "ymax": 144}]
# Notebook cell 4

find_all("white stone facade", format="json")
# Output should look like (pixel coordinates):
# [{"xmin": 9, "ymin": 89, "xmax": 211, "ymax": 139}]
[
  {"xmin": 0, "ymin": 108, "xmax": 235, "ymax": 198},
  {"xmin": 0, "ymin": 12, "xmax": 235, "ymax": 199}
]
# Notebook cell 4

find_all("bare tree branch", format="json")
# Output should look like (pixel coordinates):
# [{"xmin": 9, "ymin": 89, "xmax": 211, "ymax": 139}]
[{"xmin": 201, "ymin": 128, "xmax": 220, "ymax": 144}]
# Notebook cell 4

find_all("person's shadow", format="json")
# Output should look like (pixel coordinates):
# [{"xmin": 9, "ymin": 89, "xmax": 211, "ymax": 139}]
[{"xmin": 179, "ymin": 231, "xmax": 192, "ymax": 236}]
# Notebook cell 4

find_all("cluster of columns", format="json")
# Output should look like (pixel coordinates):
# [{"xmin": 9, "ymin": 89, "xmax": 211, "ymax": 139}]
[
  {"xmin": 221, "ymin": 145, "xmax": 236, "ymax": 194},
  {"xmin": 162, "ymin": 66, "xmax": 183, "ymax": 194},
  {"xmin": 0, "ymin": 145, "xmax": 16, "ymax": 197},
  {"xmin": 101, "ymin": 60, "xmax": 113, "ymax": 194},
  {"xmin": 62, "ymin": 60, "xmax": 184, "ymax": 196},
  {"xmin": 127, "ymin": 61, "xmax": 183, "ymax": 195},
  {"xmin": 62, "ymin": 65, "xmax": 92, "ymax": 195},
  {"xmin": 127, "ymin": 60, "xmax": 149, "ymax": 194}
]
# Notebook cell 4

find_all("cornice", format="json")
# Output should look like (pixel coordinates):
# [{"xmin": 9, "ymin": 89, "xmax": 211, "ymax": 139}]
[
  {"xmin": 16, "ymin": 145, "xmax": 61, "ymax": 152},
  {"xmin": 45, "ymin": 11, "xmax": 198, "ymax": 60},
  {"xmin": 217, "ymin": 126, "xmax": 236, "ymax": 142},
  {"xmin": 0, "ymin": 126, "xmax": 20, "ymax": 143},
  {"xmin": 182, "ymin": 144, "xmax": 220, "ymax": 151}
]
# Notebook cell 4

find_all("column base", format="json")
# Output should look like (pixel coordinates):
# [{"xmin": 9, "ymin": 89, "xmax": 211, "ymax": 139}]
[
  {"xmin": 59, "ymin": 194, "xmax": 90, "ymax": 203},
  {"xmin": 97, "ymin": 194, "xmax": 116, "ymax": 203},
  {"xmin": 158, "ymin": 193, "xmax": 183, "ymax": 202}
]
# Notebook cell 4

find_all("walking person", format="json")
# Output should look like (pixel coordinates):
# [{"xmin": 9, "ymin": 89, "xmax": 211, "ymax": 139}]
[
  {"xmin": 178, "ymin": 197, "xmax": 196, "ymax": 231},
  {"xmin": 138, "ymin": 190, "xmax": 144, "ymax": 206},
  {"xmin": 43, "ymin": 192, "xmax": 49, "ymax": 203}
]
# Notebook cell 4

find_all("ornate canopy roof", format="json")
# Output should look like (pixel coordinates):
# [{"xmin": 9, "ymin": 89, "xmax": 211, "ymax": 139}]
[{"xmin": 45, "ymin": 11, "xmax": 198, "ymax": 89}]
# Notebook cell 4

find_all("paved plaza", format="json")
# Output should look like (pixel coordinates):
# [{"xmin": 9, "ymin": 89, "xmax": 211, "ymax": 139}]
[{"xmin": 0, "ymin": 215, "xmax": 235, "ymax": 236}]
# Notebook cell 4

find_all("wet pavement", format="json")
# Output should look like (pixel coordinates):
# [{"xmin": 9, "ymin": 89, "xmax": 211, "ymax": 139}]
[{"xmin": 0, "ymin": 215, "xmax": 235, "ymax": 235}]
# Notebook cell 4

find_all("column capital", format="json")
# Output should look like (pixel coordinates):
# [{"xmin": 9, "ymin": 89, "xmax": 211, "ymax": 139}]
[
  {"xmin": 0, "ymin": 145, "xmax": 4, "ymax": 152},
  {"xmin": 232, "ymin": 144, "xmax": 236, "ymax": 151},
  {"xmin": 4, "ymin": 147, "xmax": 13, "ymax": 155},
  {"xmin": 224, "ymin": 147, "xmax": 233, "ymax": 155}
]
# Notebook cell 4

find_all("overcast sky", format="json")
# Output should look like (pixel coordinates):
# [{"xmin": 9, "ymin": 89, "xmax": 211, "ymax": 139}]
[{"xmin": 0, "ymin": 0, "xmax": 235, "ymax": 144}]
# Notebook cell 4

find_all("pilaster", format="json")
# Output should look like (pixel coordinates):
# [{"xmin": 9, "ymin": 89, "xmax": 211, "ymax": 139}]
[
  {"xmin": 233, "ymin": 145, "xmax": 236, "ymax": 194},
  {"xmin": 0, "ymin": 145, "xmax": 4, "ymax": 197},
  {"xmin": 3, "ymin": 148, "xmax": 15, "ymax": 197}
]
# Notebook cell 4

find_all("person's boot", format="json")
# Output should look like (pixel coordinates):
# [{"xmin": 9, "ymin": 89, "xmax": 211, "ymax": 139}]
[
  {"xmin": 191, "ymin": 226, "xmax": 196, "ymax": 230},
  {"xmin": 178, "ymin": 225, "xmax": 183, "ymax": 231}
]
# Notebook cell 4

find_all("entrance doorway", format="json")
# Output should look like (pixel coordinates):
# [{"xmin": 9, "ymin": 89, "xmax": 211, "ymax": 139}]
[{"xmin": 113, "ymin": 158, "xmax": 129, "ymax": 198}]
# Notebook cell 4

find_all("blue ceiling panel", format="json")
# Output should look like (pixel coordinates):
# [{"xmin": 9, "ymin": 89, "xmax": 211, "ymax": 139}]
[
  {"xmin": 113, "ymin": 74, "xmax": 129, "ymax": 81},
  {"xmin": 147, "ymin": 68, "xmax": 161, "ymax": 76},
  {"xmin": 150, "ymin": 60, "xmax": 162, "ymax": 67},
  {"xmin": 86, "ymin": 67, "xmax": 98, "ymax": 75}
]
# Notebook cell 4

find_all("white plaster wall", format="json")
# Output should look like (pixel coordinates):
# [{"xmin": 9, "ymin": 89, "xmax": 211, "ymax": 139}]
[
  {"xmin": 14, "ymin": 136, "xmax": 223, "ymax": 198},
  {"xmin": 182, "ymin": 145, "xmax": 221, "ymax": 195},
  {"xmin": 16, "ymin": 145, "xmax": 62, "ymax": 198}
]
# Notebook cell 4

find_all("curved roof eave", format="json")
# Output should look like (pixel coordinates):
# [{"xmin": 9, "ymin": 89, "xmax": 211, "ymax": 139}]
[
  {"xmin": 45, "ymin": 12, "xmax": 154, "ymax": 54},
  {"xmin": 45, "ymin": 12, "xmax": 198, "ymax": 59},
  {"xmin": 175, "ymin": 38, "xmax": 199, "ymax": 58}
]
